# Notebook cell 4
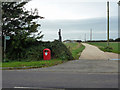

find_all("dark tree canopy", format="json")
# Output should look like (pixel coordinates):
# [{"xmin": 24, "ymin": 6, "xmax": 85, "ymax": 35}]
[
  {"xmin": 2, "ymin": 1, "xmax": 44, "ymax": 39},
  {"xmin": 2, "ymin": 1, "xmax": 44, "ymax": 61},
  {"xmin": 118, "ymin": 1, "xmax": 120, "ymax": 6},
  {"xmin": 115, "ymin": 38, "xmax": 120, "ymax": 42}
]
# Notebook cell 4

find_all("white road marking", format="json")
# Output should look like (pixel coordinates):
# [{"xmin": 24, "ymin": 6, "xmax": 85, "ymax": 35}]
[
  {"xmin": 14, "ymin": 87, "xmax": 31, "ymax": 88},
  {"xmin": 14, "ymin": 87, "xmax": 61, "ymax": 89},
  {"xmin": 110, "ymin": 59, "xmax": 120, "ymax": 60}
]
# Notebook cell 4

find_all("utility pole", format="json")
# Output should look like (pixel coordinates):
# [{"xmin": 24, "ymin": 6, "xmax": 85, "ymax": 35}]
[
  {"xmin": 58, "ymin": 29, "xmax": 62, "ymax": 42},
  {"xmin": 84, "ymin": 33, "xmax": 86, "ymax": 42},
  {"xmin": 90, "ymin": 29, "xmax": 92, "ymax": 41},
  {"xmin": 118, "ymin": 1, "xmax": 120, "ymax": 41},
  {"xmin": 107, "ymin": 1, "xmax": 109, "ymax": 46}
]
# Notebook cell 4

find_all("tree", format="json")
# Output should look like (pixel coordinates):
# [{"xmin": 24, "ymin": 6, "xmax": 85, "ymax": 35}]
[
  {"xmin": 109, "ymin": 38, "xmax": 114, "ymax": 42},
  {"xmin": 115, "ymin": 38, "xmax": 120, "ymax": 42},
  {"xmin": 2, "ymin": 1, "xmax": 44, "ymax": 61},
  {"xmin": 118, "ymin": 1, "xmax": 120, "ymax": 6}
]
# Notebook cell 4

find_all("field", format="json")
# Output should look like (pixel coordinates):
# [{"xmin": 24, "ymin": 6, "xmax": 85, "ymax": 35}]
[
  {"xmin": 87, "ymin": 42, "xmax": 119, "ymax": 54},
  {"xmin": 64, "ymin": 42, "xmax": 85, "ymax": 59},
  {"xmin": 2, "ymin": 59, "xmax": 66, "ymax": 69}
]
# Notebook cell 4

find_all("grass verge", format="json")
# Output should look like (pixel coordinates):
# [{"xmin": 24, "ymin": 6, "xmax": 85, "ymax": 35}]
[
  {"xmin": 65, "ymin": 42, "xmax": 85, "ymax": 59},
  {"xmin": 2, "ymin": 42, "xmax": 84, "ymax": 69},
  {"xmin": 87, "ymin": 42, "xmax": 120, "ymax": 54},
  {"xmin": 2, "ymin": 59, "xmax": 66, "ymax": 69}
]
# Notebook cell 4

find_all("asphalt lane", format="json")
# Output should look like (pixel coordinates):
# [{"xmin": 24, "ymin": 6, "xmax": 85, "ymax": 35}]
[
  {"xmin": 2, "ymin": 59, "xmax": 118, "ymax": 89},
  {"xmin": 2, "ymin": 70, "xmax": 118, "ymax": 88},
  {"xmin": 24, "ymin": 59, "xmax": 118, "ymax": 73}
]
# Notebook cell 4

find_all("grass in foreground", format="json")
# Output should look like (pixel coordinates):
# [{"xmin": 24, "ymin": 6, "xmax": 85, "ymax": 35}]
[
  {"xmin": 87, "ymin": 42, "xmax": 120, "ymax": 54},
  {"xmin": 2, "ymin": 59, "xmax": 66, "ymax": 68},
  {"xmin": 65, "ymin": 42, "xmax": 85, "ymax": 59}
]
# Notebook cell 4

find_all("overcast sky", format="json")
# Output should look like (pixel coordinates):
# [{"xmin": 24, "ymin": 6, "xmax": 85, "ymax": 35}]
[
  {"xmin": 25, "ymin": 0, "xmax": 119, "ymax": 41},
  {"xmin": 25, "ymin": 0, "xmax": 118, "ymax": 20}
]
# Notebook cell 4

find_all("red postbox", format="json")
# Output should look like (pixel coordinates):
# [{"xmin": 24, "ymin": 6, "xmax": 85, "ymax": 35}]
[{"xmin": 43, "ymin": 48, "xmax": 51, "ymax": 60}]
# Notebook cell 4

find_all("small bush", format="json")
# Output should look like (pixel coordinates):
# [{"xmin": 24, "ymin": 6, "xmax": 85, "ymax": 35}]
[
  {"xmin": 104, "ymin": 46, "xmax": 113, "ymax": 52},
  {"xmin": 43, "ymin": 40, "xmax": 74, "ymax": 60},
  {"xmin": 24, "ymin": 45, "xmax": 46, "ymax": 61}
]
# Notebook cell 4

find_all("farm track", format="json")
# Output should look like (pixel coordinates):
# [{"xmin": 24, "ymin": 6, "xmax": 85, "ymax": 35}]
[{"xmin": 79, "ymin": 43, "xmax": 119, "ymax": 60}]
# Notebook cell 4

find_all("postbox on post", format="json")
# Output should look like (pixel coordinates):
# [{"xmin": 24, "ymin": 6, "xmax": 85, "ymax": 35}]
[{"xmin": 43, "ymin": 48, "xmax": 51, "ymax": 60}]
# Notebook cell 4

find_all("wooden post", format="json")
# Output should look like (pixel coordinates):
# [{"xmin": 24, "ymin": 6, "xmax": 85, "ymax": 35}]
[
  {"xmin": 4, "ymin": 35, "xmax": 6, "ymax": 62},
  {"xmin": 107, "ymin": 1, "xmax": 109, "ymax": 46},
  {"xmin": 58, "ymin": 29, "xmax": 62, "ymax": 42}
]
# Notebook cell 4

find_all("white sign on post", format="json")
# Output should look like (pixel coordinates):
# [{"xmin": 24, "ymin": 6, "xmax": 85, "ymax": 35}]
[{"xmin": 5, "ymin": 36, "xmax": 10, "ymax": 40}]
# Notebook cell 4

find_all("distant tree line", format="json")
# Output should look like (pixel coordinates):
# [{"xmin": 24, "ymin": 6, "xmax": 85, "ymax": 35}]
[
  {"xmin": 63, "ymin": 38, "xmax": 120, "ymax": 43},
  {"xmin": 87, "ymin": 38, "xmax": 120, "ymax": 42},
  {"xmin": 63, "ymin": 40, "xmax": 82, "ymax": 43}
]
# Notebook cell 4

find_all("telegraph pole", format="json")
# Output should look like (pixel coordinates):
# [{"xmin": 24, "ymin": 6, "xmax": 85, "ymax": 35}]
[
  {"xmin": 107, "ymin": 1, "xmax": 109, "ymax": 46},
  {"xmin": 90, "ymin": 29, "xmax": 92, "ymax": 41},
  {"xmin": 84, "ymin": 34, "xmax": 86, "ymax": 42}
]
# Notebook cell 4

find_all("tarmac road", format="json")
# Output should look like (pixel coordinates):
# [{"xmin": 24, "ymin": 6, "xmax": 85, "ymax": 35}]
[
  {"xmin": 2, "ymin": 70, "xmax": 118, "ymax": 89},
  {"xmin": 2, "ymin": 59, "xmax": 118, "ymax": 89}
]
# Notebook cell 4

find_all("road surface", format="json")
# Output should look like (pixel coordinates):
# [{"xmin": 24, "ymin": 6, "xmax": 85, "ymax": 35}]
[
  {"xmin": 2, "ymin": 70, "xmax": 118, "ymax": 89},
  {"xmin": 2, "ymin": 60, "xmax": 118, "ymax": 89}
]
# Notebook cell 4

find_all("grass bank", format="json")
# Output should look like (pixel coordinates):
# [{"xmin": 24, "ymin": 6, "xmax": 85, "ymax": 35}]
[
  {"xmin": 87, "ymin": 42, "xmax": 119, "ymax": 54},
  {"xmin": 2, "ymin": 40, "xmax": 74, "ymax": 69},
  {"xmin": 6, "ymin": 40, "xmax": 73, "ymax": 62},
  {"xmin": 2, "ymin": 42, "xmax": 83, "ymax": 69},
  {"xmin": 2, "ymin": 59, "xmax": 66, "ymax": 69},
  {"xmin": 65, "ymin": 42, "xmax": 85, "ymax": 59}
]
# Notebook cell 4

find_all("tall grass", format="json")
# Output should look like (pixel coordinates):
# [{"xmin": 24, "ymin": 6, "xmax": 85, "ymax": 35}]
[{"xmin": 65, "ymin": 43, "xmax": 85, "ymax": 59}]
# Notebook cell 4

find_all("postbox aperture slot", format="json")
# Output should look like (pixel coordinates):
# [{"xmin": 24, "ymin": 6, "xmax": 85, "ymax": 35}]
[{"xmin": 45, "ymin": 50, "xmax": 48, "ymax": 52}]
